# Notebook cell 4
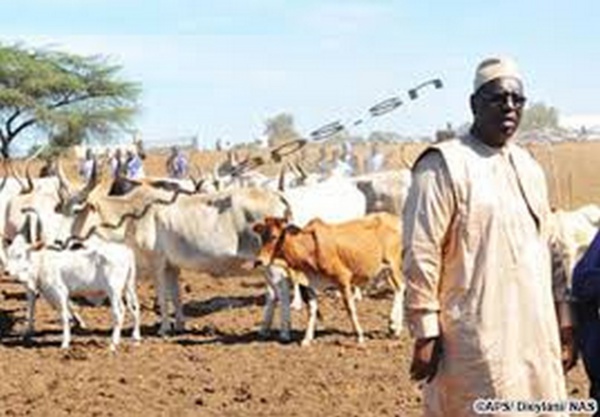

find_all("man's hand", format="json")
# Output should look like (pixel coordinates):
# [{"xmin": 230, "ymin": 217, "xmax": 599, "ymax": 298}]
[
  {"xmin": 409, "ymin": 336, "xmax": 443, "ymax": 383},
  {"xmin": 560, "ymin": 326, "xmax": 578, "ymax": 374}
]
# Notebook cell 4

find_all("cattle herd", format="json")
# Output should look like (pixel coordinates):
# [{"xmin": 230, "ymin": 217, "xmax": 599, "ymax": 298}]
[{"xmin": 0, "ymin": 149, "xmax": 598, "ymax": 356}]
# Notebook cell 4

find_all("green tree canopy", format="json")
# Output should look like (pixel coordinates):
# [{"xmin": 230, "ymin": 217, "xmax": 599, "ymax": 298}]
[
  {"xmin": 520, "ymin": 102, "xmax": 559, "ymax": 131},
  {"xmin": 0, "ymin": 42, "xmax": 141, "ymax": 157},
  {"xmin": 264, "ymin": 112, "xmax": 301, "ymax": 147}
]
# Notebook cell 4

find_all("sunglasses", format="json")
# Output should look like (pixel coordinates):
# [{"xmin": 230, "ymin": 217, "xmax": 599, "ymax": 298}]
[{"xmin": 479, "ymin": 91, "xmax": 527, "ymax": 109}]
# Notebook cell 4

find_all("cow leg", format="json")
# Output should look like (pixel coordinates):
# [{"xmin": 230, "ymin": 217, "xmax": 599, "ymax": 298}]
[
  {"xmin": 262, "ymin": 265, "xmax": 291, "ymax": 341},
  {"xmin": 301, "ymin": 286, "xmax": 318, "ymax": 347},
  {"xmin": 68, "ymin": 301, "xmax": 87, "ymax": 330},
  {"xmin": 259, "ymin": 283, "xmax": 276, "ymax": 338},
  {"xmin": 260, "ymin": 266, "xmax": 278, "ymax": 337},
  {"xmin": 389, "ymin": 281, "xmax": 405, "ymax": 337},
  {"xmin": 341, "ymin": 283, "xmax": 364, "ymax": 344},
  {"xmin": 353, "ymin": 286, "xmax": 363, "ymax": 302},
  {"xmin": 277, "ymin": 277, "xmax": 292, "ymax": 341},
  {"xmin": 108, "ymin": 290, "xmax": 125, "ymax": 352},
  {"xmin": 154, "ymin": 258, "xmax": 171, "ymax": 336},
  {"xmin": 165, "ymin": 262, "xmax": 185, "ymax": 333},
  {"xmin": 24, "ymin": 289, "xmax": 36, "ymax": 340},
  {"xmin": 56, "ymin": 292, "xmax": 71, "ymax": 350},
  {"xmin": 290, "ymin": 282, "xmax": 303, "ymax": 311},
  {"xmin": 384, "ymin": 262, "xmax": 405, "ymax": 337},
  {"xmin": 125, "ymin": 279, "xmax": 142, "ymax": 342}
]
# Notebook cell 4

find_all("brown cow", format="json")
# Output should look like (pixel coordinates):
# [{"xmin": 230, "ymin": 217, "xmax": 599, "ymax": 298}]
[{"xmin": 253, "ymin": 212, "xmax": 404, "ymax": 345}]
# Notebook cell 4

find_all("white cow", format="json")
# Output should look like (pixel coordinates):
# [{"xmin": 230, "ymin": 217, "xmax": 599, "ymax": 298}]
[
  {"xmin": 3, "ymin": 234, "xmax": 140, "ymax": 350},
  {"xmin": 60, "ymin": 178, "xmax": 291, "ymax": 336},
  {"xmin": 551, "ymin": 203, "xmax": 600, "ymax": 285},
  {"xmin": 0, "ymin": 170, "xmax": 91, "ymax": 337},
  {"xmin": 352, "ymin": 169, "xmax": 412, "ymax": 215}
]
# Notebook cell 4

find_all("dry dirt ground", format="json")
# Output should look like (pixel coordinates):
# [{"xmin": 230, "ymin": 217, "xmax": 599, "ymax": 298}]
[
  {"xmin": 0, "ymin": 269, "xmax": 591, "ymax": 417},
  {"xmin": 0, "ymin": 140, "xmax": 597, "ymax": 417}
]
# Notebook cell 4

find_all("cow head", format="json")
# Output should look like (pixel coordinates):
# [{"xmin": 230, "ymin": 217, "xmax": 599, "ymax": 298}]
[
  {"xmin": 68, "ymin": 200, "xmax": 101, "ymax": 241},
  {"xmin": 3, "ymin": 234, "xmax": 40, "ymax": 292},
  {"xmin": 56, "ymin": 159, "xmax": 100, "ymax": 215},
  {"xmin": 252, "ymin": 217, "xmax": 301, "ymax": 268}
]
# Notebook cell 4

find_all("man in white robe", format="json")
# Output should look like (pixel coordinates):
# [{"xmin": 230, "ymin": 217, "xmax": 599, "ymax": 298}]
[{"xmin": 403, "ymin": 57, "xmax": 576, "ymax": 417}]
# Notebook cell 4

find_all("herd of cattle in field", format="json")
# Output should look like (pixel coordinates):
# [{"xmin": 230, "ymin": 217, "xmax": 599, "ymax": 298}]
[{"xmin": 0, "ymin": 148, "xmax": 598, "ymax": 351}]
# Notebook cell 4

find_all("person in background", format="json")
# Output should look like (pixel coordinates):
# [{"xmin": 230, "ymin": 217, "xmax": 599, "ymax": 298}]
[
  {"xmin": 317, "ymin": 146, "xmax": 330, "ymax": 177},
  {"xmin": 571, "ymin": 229, "xmax": 600, "ymax": 416},
  {"xmin": 166, "ymin": 146, "xmax": 189, "ymax": 179},
  {"xmin": 366, "ymin": 141, "xmax": 385, "ymax": 173},
  {"xmin": 125, "ymin": 149, "xmax": 145, "ymax": 179},
  {"xmin": 78, "ymin": 148, "xmax": 97, "ymax": 182},
  {"xmin": 403, "ymin": 57, "xmax": 574, "ymax": 416},
  {"xmin": 109, "ymin": 148, "xmax": 125, "ymax": 178},
  {"xmin": 340, "ymin": 141, "xmax": 358, "ymax": 175},
  {"xmin": 216, "ymin": 150, "xmax": 238, "ymax": 177},
  {"xmin": 330, "ymin": 147, "xmax": 353, "ymax": 177}
]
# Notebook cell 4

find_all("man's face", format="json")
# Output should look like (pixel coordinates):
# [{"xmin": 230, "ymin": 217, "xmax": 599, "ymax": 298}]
[{"xmin": 471, "ymin": 77, "xmax": 526, "ymax": 147}]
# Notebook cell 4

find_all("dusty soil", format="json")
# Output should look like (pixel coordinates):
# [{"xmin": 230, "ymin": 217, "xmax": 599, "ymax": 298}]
[
  {"xmin": 1, "ymin": 139, "xmax": 597, "ymax": 416},
  {"xmin": 0, "ymin": 268, "xmax": 591, "ymax": 417}
]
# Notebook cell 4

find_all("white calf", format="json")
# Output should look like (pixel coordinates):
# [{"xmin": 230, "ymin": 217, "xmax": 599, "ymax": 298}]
[{"xmin": 4, "ymin": 235, "xmax": 140, "ymax": 350}]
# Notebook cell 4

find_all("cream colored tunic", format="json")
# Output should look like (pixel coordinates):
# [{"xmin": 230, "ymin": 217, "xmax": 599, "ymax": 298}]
[{"xmin": 403, "ymin": 134, "xmax": 570, "ymax": 417}]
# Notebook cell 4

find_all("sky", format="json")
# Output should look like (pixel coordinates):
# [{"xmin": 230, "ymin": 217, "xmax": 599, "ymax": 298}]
[{"xmin": 2, "ymin": 0, "xmax": 599, "ymax": 151}]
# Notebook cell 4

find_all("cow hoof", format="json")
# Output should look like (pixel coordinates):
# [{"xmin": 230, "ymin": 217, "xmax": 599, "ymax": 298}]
[
  {"xmin": 73, "ymin": 319, "xmax": 88, "ymax": 330},
  {"xmin": 300, "ymin": 339, "xmax": 312, "ymax": 347},
  {"xmin": 279, "ymin": 331, "xmax": 291, "ymax": 343},
  {"xmin": 158, "ymin": 323, "xmax": 172, "ymax": 337},
  {"xmin": 174, "ymin": 321, "xmax": 186, "ymax": 334},
  {"xmin": 388, "ymin": 325, "xmax": 403, "ymax": 338}
]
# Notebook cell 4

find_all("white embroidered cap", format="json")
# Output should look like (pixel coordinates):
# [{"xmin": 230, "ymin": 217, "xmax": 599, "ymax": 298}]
[{"xmin": 474, "ymin": 57, "xmax": 522, "ymax": 93}]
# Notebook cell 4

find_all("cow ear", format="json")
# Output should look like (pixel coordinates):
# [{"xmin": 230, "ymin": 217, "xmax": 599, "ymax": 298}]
[
  {"xmin": 253, "ymin": 223, "xmax": 265, "ymax": 234},
  {"xmin": 287, "ymin": 225, "xmax": 302, "ymax": 235}
]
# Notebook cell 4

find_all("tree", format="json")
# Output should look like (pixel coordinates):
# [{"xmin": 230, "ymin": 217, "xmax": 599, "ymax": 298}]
[
  {"xmin": 264, "ymin": 112, "xmax": 301, "ymax": 147},
  {"xmin": 520, "ymin": 102, "xmax": 559, "ymax": 132},
  {"xmin": 368, "ymin": 131, "xmax": 403, "ymax": 143},
  {"xmin": 0, "ymin": 43, "xmax": 141, "ymax": 157}
]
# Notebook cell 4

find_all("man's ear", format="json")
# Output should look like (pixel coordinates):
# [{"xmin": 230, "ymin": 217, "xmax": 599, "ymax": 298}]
[{"xmin": 470, "ymin": 93, "xmax": 479, "ymax": 117}]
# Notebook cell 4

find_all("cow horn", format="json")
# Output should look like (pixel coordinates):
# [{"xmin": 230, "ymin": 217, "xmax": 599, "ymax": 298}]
[
  {"xmin": 293, "ymin": 161, "xmax": 308, "ymax": 183},
  {"xmin": 7, "ymin": 160, "xmax": 26, "ymax": 192},
  {"xmin": 20, "ymin": 215, "xmax": 33, "ymax": 244},
  {"xmin": 35, "ymin": 213, "xmax": 43, "ymax": 244},
  {"xmin": 74, "ymin": 160, "xmax": 99, "ymax": 203},
  {"xmin": 189, "ymin": 164, "xmax": 204, "ymax": 191},
  {"xmin": 211, "ymin": 164, "xmax": 223, "ymax": 191},
  {"xmin": 399, "ymin": 145, "xmax": 411, "ymax": 170},
  {"xmin": 278, "ymin": 163, "xmax": 287, "ymax": 192},
  {"xmin": 21, "ymin": 144, "xmax": 48, "ymax": 194},
  {"xmin": 56, "ymin": 159, "xmax": 74, "ymax": 203},
  {"xmin": 22, "ymin": 159, "xmax": 34, "ymax": 194},
  {"xmin": 0, "ymin": 159, "xmax": 9, "ymax": 194},
  {"xmin": 27, "ymin": 208, "xmax": 43, "ymax": 244}
]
